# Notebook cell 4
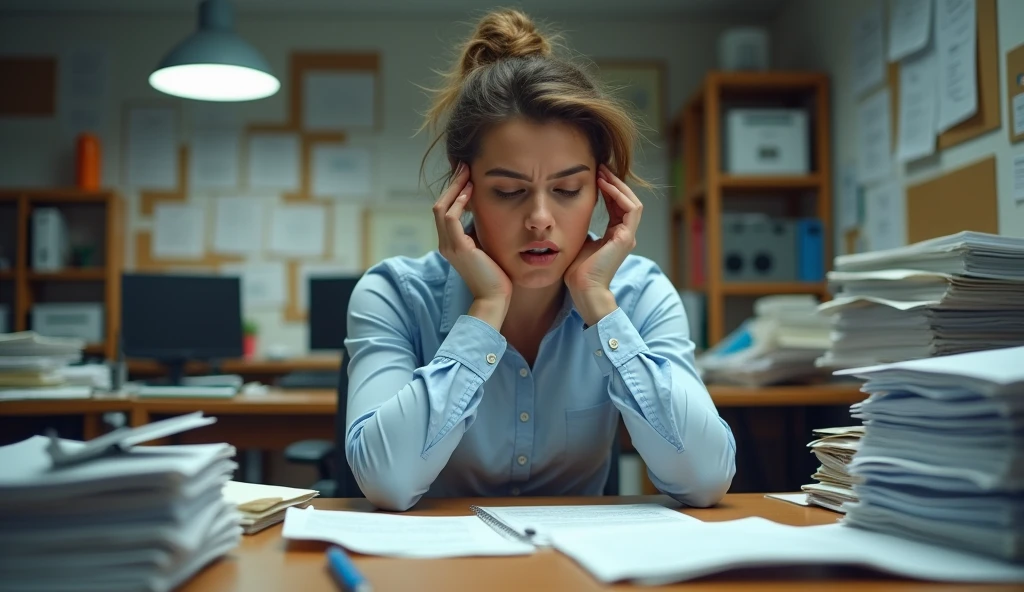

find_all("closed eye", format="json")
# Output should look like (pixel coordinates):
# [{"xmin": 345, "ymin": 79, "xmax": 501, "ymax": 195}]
[
  {"xmin": 556, "ymin": 188, "xmax": 582, "ymax": 198},
  {"xmin": 494, "ymin": 188, "xmax": 525, "ymax": 199}
]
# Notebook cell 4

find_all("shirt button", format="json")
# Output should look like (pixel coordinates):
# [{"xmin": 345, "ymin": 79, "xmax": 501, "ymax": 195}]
[
  {"xmin": 519, "ymin": 368, "xmax": 528, "ymax": 377},
  {"xmin": 511, "ymin": 487, "xmax": 521, "ymax": 496},
  {"xmin": 595, "ymin": 349, "xmax": 603, "ymax": 357},
  {"xmin": 517, "ymin": 455, "xmax": 528, "ymax": 466},
  {"xmin": 608, "ymin": 338, "xmax": 619, "ymax": 350},
  {"xmin": 486, "ymin": 353, "xmax": 497, "ymax": 364},
  {"xmin": 520, "ymin": 412, "xmax": 529, "ymax": 422}
]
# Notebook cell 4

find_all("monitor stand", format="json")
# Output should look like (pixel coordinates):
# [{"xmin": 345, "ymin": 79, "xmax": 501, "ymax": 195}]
[{"xmin": 161, "ymin": 358, "xmax": 188, "ymax": 386}]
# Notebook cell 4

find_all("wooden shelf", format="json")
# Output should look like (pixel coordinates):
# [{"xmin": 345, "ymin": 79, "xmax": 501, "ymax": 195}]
[
  {"xmin": 84, "ymin": 343, "xmax": 106, "ymax": 356},
  {"xmin": 12, "ymin": 189, "xmax": 116, "ymax": 203},
  {"xmin": 679, "ymin": 175, "xmax": 823, "ymax": 209},
  {"xmin": 0, "ymin": 271, "xmax": 14, "ymax": 280},
  {"xmin": 27, "ymin": 269, "xmax": 108, "ymax": 281},
  {"xmin": 720, "ymin": 281, "xmax": 828, "ymax": 296}
]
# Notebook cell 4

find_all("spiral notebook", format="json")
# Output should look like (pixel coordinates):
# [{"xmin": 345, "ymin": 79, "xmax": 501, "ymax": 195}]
[{"xmin": 470, "ymin": 503, "xmax": 698, "ymax": 545}]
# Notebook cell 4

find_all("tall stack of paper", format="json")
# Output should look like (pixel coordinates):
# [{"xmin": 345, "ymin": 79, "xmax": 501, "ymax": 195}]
[
  {"xmin": 818, "ymin": 232, "xmax": 1024, "ymax": 369},
  {"xmin": 836, "ymin": 346, "xmax": 1024, "ymax": 562},
  {"xmin": 800, "ymin": 426, "xmax": 864, "ymax": 513},
  {"xmin": 0, "ymin": 417, "xmax": 241, "ymax": 591},
  {"xmin": 0, "ymin": 331, "xmax": 91, "ymax": 400},
  {"xmin": 698, "ymin": 295, "xmax": 831, "ymax": 386}
]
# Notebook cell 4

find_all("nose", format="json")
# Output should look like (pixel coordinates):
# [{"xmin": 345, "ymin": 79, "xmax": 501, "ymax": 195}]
[{"xmin": 524, "ymin": 193, "xmax": 554, "ymax": 232}]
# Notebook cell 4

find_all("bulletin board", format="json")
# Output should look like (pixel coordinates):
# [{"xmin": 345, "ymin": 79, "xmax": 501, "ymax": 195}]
[
  {"xmin": 887, "ymin": 0, "xmax": 1001, "ymax": 151},
  {"xmin": 1006, "ymin": 42, "xmax": 1024, "ymax": 144},
  {"xmin": 905, "ymin": 155, "xmax": 998, "ymax": 243}
]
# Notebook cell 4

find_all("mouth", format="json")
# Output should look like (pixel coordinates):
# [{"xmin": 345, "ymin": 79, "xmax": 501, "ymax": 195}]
[{"xmin": 520, "ymin": 242, "xmax": 559, "ymax": 266}]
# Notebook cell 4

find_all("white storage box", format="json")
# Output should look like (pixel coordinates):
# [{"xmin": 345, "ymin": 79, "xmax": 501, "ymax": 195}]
[
  {"xmin": 725, "ymin": 109, "xmax": 809, "ymax": 175},
  {"xmin": 31, "ymin": 303, "xmax": 104, "ymax": 342}
]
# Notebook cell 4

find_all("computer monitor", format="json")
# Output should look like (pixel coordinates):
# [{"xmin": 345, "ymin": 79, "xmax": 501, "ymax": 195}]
[
  {"xmin": 121, "ymin": 273, "xmax": 243, "ymax": 385},
  {"xmin": 308, "ymin": 276, "xmax": 360, "ymax": 352}
]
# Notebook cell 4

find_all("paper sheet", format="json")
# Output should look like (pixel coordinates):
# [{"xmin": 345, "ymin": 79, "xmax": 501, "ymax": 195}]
[
  {"xmin": 191, "ymin": 130, "xmax": 241, "ymax": 190},
  {"xmin": 212, "ymin": 197, "xmax": 263, "ymax": 255},
  {"xmin": 333, "ymin": 203, "xmax": 364, "ymax": 269},
  {"xmin": 221, "ymin": 263, "xmax": 285, "ymax": 308},
  {"xmin": 126, "ymin": 107, "xmax": 178, "ymax": 190},
  {"xmin": 888, "ymin": 0, "xmax": 933, "ymax": 62},
  {"xmin": 852, "ymin": 1, "xmax": 886, "ymax": 97},
  {"xmin": 896, "ymin": 47, "xmax": 939, "ymax": 162},
  {"xmin": 59, "ymin": 46, "xmax": 109, "ymax": 138},
  {"xmin": 472, "ymin": 504, "xmax": 697, "ymax": 545},
  {"xmin": 765, "ymin": 493, "xmax": 811, "ymax": 506},
  {"xmin": 303, "ymin": 71, "xmax": 376, "ymax": 131},
  {"xmin": 269, "ymin": 204, "xmax": 327, "ymax": 257},
  {"xmin": 838, "ymin": 163, "xmax": 860, "ymax": 234},
  {"xmin": 311, "ymin": 144, "xmax": 372, "ymax": 199},
  {"xmin": 153, "ymin": 203, "xmax": 205, "ymax": 259},
  {"xmin": 299, "ymin": 263, "xmax": 356, "ymax": 310},
  {"xmin": 1013, "ymin": 154, "xmax": 1024, "ymax": 206},
  {"xmin": 936, "ymin": 0, "xmax": 977, "ymax": 132},
  {"xmin": 856, "ymin": 88, "xmax": 893, "ymax": 184},
  {"xmin": 247, "ymin": 133, "xmax": 300, "ymax": 191},
  {"xmin": 282, "ymin": 507, "xmax": 534, "ymax": 558},
  {"xmin": 863, "ymin": 179, "xmax": 907, "ymax": 252},
  {"xmin": 1013, "ymin": 93, "xmax": 1024, "ymax": 137}
]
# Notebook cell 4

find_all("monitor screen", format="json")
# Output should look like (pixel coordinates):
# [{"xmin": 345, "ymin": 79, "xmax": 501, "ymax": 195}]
[
  {"xmin": 309, "ymin": 276, "xmax": 360, "ymax": 352},
  {"xmin": 121, "ymin": 273, "xmax": 243, "ymax": 360}
]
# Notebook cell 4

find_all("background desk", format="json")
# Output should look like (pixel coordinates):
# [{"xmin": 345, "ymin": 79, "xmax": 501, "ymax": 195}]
[
  {"xmin": 126, "ymin": 355, "xmax": 342, "ymax": 385},
  {"xmin": 0, "ymin": 397, "xmax": 131, "ymax": 444},
  {"xmin": 182, "ymin": 493, "xmax": 1012, "ymax": 592}
]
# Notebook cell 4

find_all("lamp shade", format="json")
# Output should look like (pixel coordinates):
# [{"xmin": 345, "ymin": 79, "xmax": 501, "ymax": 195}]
[{"xmin": 149, "ymin": 0, "xmax": 279, "ymax": 102}]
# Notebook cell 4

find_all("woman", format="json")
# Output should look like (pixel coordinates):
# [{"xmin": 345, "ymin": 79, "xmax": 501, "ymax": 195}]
[{"xmin": 345, "ymin": 9, "xmax": 735, "ymax": 511}]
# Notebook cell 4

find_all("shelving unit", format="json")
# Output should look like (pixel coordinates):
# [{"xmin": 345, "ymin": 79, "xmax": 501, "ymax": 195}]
[
  {"xmin": 669, "ymin": 71, "xmax": 833, "ymax": 345},
  {"xmin": 0, "ymin": 189, "xmax": 123, "ymax": 359}
]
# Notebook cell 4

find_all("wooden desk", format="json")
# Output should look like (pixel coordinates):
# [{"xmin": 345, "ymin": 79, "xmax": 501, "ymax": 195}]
[
  {"xmin": 709, "ymin": 382, "xmax": 865, "ymax": 407},
  {"xmin": 0, "ymin": 397, "xmax": 132, "ymax": 441},
  {"xmin": 126, "ymin": 355, "xmax": 341, "ymax": 384},
  {"xmin": 182, "ymin": 493, "xmax": 1013, "ymax": 592}
]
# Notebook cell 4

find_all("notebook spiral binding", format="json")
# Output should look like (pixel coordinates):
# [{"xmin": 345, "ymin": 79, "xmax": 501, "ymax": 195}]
[{"xmin": 469, "ymin": 505, "xmax": 532, "ymax": 544}]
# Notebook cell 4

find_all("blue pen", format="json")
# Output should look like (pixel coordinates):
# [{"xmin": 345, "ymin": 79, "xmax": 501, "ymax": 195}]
[{"xmin": 326, "ymin": 546, "xmax": 373, "ymax": 592}]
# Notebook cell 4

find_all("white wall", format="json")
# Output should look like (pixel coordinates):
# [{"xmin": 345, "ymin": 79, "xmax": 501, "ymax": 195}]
[
  {"xmin": 0, "ymin": 11, "xmax": 756, "ymax": 354},
  {"xmin": 772, "ymin": 0, "xmax": 1024, "ymax": 252}
]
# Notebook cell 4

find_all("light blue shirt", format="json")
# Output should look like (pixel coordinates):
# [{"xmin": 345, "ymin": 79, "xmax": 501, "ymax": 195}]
[{"xmin": 344, "ymin": 250, "xmax": 736, "ymax": 511}]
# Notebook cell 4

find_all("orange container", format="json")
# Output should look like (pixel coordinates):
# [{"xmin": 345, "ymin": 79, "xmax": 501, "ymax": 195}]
[{"xmin": 75, "ymin": 133, "xmax": 101, "ymax": 190}]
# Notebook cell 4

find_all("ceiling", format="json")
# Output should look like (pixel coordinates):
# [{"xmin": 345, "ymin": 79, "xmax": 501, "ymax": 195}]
[{"xmin": 0, "ymin": 0, "xmax": 788, "ymax": 19}]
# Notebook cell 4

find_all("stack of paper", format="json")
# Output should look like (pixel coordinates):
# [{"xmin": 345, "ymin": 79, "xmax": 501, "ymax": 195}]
[
  {"xmin": 698, "ymin": 295, "xmax": 831, "ymax": 386},
  {"xmin": 0, "ymin": 421, "xmax": 241, "ymax": 591},
  {"xmin": 818, "ymin": 232, "xmax": 1024, "ymax": 369},
  {"xmin": 0, "ymin": 331, "xmax": 92, "ymax": 400},
  {"xmin": 800, "ymin": 426, "xmax": 864, "ymax": 512},
  {"xmin": 836, "ymin": 346, "xmax": 1024, "ymax": 562},
  {"xmin": 223, "ymin": 481, "xmax": 319, "ymax": 534}
]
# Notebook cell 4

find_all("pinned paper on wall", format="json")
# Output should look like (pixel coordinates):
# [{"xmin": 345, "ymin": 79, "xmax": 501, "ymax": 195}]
[
  {"xmin": 213, "ymin": 197, "xmax": 264, "ymax": 255},
  {"xmin": 191, "ymin": 129, "xmax": 241, "ymax": 190},
  {"xmin": 852, "ymin": 1, "xmax": 886, "ymax": 97},
  {"xmin": 365, "ymin": 206, "xmax": 438, "ymax": 267},
  {"xmin": 864, "ymin": 179, "xmax": 907, "ymax": 251},
  {"xmin": 311, "ymin": 144, "xmax": 373, "ymax": 200},
  {"xmin": 896, "ymin": 48, "xmax": 939, "ymax": 163},
  {"xmin": 247, "ymin": 132, "xmax": 300, "ymax": 191},
  {"xmin": 270, "ymin": 204, "xmax": 327, "ymax": 257},
  {"xmin": 303, "ymin": 71, "xmax": 376, "ymax": 131},
  {"xmin": 838, "ymin": 164, "xmax": 860, "ymax": 233},
  {"xmin": 222, "ymin": 263, "xmax": 286, "ymax": 309},
  {"xmin": 126, "ymin": 106, "xmax": 178, "ymax": 190},
  {"xmin": 153, "ymin": 203, "xmax": 205, "ymax": 259},
  {"xmin": 888, "ymin": 0, "xmax": 933, "ymax": 62},
  {"xmin": 333, "ymin": 203, "xmax": 364, "ymax": 270},
  {"xmin": 856, "ymin": 88, "xmax": 893, "ymax": 184},
  {"xmin": 936, "ymin": 0, "xmax": 977, "ymax": 132},
  {"xmin": 59, "ymin": 46, "xmax": 109, "ymax": 138},
  {"xmin": 1014, "ymin": 154, "xmax": 1024, "ymax": 205}
]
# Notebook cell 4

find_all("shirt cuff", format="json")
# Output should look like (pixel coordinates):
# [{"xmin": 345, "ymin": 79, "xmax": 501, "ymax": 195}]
[
  {"xmin": 435, "ymin": 314, "xmax": 507, "ymax": 381},
  {"xmin": 583, "ymin": 307, "xmax": 648, "ymax": 376}
]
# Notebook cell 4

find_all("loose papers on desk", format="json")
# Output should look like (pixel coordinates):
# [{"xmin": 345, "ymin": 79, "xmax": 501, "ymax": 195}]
[
  {"xmin": 0, "ymin": 331, "xmax": 93, "ymax": 400},
  {"xmin": 0, "ymin": 431, "xmax": 241, "ymax": 592},
  {"xmin": 223, "ymin": 481, "xmax": 318, "ymax": 534},
  {"xmin": 800, "ymin": 426, "xmax": 864, "ymax": 513},
  {"xmin": 836, "ymin": 346, "xmax": 1024, "ymax": 562}
]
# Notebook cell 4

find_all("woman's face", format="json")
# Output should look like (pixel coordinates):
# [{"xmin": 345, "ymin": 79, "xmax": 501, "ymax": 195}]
[{"xmin": 467, "ymin": 119, "xmax": 598, "ymax": 290}]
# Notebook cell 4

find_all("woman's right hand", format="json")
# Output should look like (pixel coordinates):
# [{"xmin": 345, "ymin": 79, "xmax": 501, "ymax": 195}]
[{"xmin": 433, "ymin": 162, "xmax": 513, "ymax": 328}]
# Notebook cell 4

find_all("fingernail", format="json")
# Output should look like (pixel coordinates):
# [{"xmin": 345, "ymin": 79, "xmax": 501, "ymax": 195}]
[{"xmin": 466, "ymin": 181, "xmax": 473, "ymax": 188}]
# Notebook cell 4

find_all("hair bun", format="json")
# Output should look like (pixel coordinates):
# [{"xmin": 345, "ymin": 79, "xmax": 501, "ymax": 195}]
[{"xmin": 460, "ymin": 9, "xmax": 551, "ymax": 75}]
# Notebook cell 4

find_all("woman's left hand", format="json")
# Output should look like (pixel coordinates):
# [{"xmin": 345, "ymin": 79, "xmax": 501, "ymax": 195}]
[{"xmin": 565, "ymin": 164, "xmax": 643, "ymax": 326}]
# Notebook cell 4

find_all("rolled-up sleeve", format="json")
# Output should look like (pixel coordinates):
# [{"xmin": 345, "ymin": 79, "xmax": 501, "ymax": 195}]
[
  {"xmin": 344, "ymin": 271, "xmax": 506, "ymax": 511},
  {"xmin": 583, "ymin": 272, "xmax": 736, "ymax": 507}
]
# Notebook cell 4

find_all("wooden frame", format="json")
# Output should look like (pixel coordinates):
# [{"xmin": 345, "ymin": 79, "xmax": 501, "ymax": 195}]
[
  {"xmin": 669, "ymin": 71, "xmax": 832, "ymax": 345},
  {"xmin": 594, "ymin": 59, "xmax": 667, "ymax": 137}
]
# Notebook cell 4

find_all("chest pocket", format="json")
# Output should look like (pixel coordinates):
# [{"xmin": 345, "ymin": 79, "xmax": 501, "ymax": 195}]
[{"xmin": 564, "ymin": 400, "xmax": 619, "ymax": 462}]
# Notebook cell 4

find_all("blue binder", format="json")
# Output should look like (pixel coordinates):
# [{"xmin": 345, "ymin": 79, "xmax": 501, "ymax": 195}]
[{"xmin": 797, "ymin": 218, "xmax": 824, "ymax": 281}]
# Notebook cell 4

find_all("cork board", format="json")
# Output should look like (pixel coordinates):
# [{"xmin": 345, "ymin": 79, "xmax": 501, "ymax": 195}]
[
  {"xmin": 140, "ymin": 145, "xmax": 189, "ymax": 216},
  {"xmin": 1006, "ymin": 42, "xmax": 1024, "ymax": 144},
  {"xmin": 905, "ymin": 156, "xmax": 998, "ymax": 244},
  {"xmin": 133, "ymin": 231, "xmax": 243, "ymax": 272},
  {"xmin": 289, "ymin": 53, "xmax": 381, "ymax": 131},
  {"xmin": 888, "ymin": 0, "xmax": 1001, "ymax": 151},
  {"xmin": 0, "ymin": 57, "xmax": 56, "ymax": 116}
]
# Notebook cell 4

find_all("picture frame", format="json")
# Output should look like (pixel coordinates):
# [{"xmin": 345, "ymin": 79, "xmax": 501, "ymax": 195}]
[{"xmin": 593, "ymin": 60, "xmax": 667, "ymax": 137}]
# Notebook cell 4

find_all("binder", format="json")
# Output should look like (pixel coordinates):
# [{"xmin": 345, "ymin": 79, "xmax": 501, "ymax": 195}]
[{"xmin": 797, "ymin": 217, "xmax": 824, "ymax": 281}]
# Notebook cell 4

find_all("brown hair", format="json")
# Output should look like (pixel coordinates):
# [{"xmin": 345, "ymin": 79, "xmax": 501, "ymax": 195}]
[{"xmin": 419, "ymin": 8, "xmax": 648, "ymax": 192}]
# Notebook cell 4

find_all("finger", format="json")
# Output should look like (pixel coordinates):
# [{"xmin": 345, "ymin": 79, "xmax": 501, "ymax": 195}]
[
  {"xmin": 434, "ymin": 163, "xmax": 471, "ymax": 247},
  {"xmin": 598, "ymin": 177, "xmax": 640, "ymax": 234},
  {"xmin": 444, "ymin": 181, "xmax": 473, "ymax": 248},
  {"xmin": 600, "ymin": 164, "xmax": 642, "ymax": 208}
]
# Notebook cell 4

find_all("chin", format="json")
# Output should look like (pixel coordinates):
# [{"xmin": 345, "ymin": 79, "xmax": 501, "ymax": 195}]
[{"xmin": 509, "ymin": 266, "xmax": 566, "ymax": 290}]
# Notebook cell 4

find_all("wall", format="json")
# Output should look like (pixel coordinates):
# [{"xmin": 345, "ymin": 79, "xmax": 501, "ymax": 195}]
[
  {"xmin": 772, "ymin": 0, "xmax": 1024, "ymax": 253},
  {"xmin": 0, "ymin": 10, "xmax": 755, "ymax": 354}
]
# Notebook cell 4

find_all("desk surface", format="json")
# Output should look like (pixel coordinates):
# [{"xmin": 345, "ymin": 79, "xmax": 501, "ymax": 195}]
[
  {"xmin": 126, "ymin": 355, "xmax": 342, "ymax": 377},
  {"xmin": 183, "ymin": 493, "xmax": 1012, "ymax": 592}
]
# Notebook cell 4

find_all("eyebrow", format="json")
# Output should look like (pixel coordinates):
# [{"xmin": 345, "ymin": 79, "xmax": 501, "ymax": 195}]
[{"xmin": 484, "ymin": 164, "xmax": 591, "ymax": 182}]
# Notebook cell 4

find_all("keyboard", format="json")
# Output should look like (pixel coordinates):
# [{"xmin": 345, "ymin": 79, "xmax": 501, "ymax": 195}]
[
  {"xmin": 136, "ymin": 385, "xmax": 238, "ymax": 398},
  {"xmin": 278, "ymin": 371, "xmax": 339, "ymax": 389}
]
